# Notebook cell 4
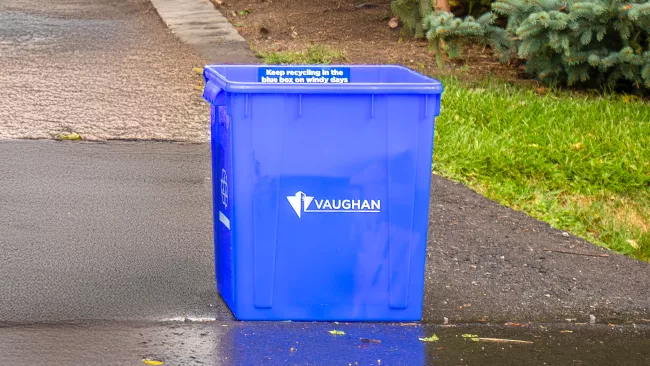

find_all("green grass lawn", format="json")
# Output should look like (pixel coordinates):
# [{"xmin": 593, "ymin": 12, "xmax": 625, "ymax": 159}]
[{"xmin": 434, "ymin": 77, "xmax": 650, "ymax": 261}]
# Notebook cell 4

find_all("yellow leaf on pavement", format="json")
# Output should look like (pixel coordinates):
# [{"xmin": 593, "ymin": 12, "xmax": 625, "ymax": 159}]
[
  {"xmin": 55, "ymin": 132, "xmax": 82, "ymax": 141},
  {"xmin": 143, "ymin": 359, "xmax": 164, "ymax": 365},
  {"xmin": 419, "ymin": 334, "xmax": 439, "ymax": 342}
]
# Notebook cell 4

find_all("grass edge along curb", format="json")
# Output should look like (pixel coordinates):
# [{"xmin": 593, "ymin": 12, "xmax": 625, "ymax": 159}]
[{"xmin": 433, "ymin": 76, "xmax": 649, "ymax": 262}]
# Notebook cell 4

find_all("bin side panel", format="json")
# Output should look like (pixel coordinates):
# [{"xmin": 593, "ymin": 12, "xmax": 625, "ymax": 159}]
[
  {"xmin": 229, "ymin": 94, "xmax": 253, "ymax": 318},
  {"xmin": 213, "ymin": 104, "xmax": 235, "ymax": 310}
]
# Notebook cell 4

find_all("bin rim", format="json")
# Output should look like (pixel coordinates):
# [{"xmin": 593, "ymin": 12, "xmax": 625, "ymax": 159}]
[{"xmin": 203, "ymin": 64, "xmax": 443, "ymax": 95}]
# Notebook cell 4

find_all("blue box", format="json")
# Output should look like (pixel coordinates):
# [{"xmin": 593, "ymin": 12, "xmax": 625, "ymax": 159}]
[{"xmin": 203, "ymin": 65, "xmax": 442, "ymax": 321}]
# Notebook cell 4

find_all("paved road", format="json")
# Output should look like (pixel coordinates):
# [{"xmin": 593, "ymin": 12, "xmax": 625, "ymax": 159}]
[
  {"xmin": 0, "ymin": 141, "xmax": 230, "ymax": 322},
  {"xmin": 0, "ymin": 0, "xmax": 209, "ymax": 141}
]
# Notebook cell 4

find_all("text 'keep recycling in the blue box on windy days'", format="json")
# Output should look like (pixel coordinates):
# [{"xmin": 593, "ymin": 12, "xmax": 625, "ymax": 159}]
[{"xmin": 258, "ymin": 67, "xmax": 350, "ymax": 84}]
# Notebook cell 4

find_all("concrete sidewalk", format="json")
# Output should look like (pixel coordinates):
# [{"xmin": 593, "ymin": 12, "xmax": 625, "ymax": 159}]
[{"xmin": 149, "ymin": 0, "xmax": 258, "ymax": 64}]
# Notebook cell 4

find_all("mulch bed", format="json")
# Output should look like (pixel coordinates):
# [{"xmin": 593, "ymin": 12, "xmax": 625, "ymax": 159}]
[{"xmin": 214, "ymin": 0, "xmax": 522, "ymax": 81}]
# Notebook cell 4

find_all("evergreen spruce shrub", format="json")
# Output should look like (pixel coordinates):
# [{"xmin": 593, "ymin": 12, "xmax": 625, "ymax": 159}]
[
  {"xmin": 423, "ymin": 12, "xmax": 514, "ymax": 68},
  {"xmin": 392, "ymin": 0, "xmax": 434, "ymax": 38},
  {"xmin": 423, "ymin": 0, "xmax": 650, "ymax": 89}
]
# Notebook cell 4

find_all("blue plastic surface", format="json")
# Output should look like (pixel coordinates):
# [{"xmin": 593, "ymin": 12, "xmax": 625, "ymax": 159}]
[{"xmin": 203, "ymin": 65, "xmax": 442, "ymax": 321}]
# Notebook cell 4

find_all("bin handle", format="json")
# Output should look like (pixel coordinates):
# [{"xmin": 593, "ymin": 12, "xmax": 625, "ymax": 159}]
[{"xmin": 203, "ymin": 80, "xmax": 224, "ymax": 105}]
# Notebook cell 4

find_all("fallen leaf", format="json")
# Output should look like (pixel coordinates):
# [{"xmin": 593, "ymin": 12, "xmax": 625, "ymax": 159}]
[
  {"xmin": 608, "ymin": 324, "xmax": 616, "ymax": 327},
  {"xmin": 627, "ymin": 239, "xmax": 639, "ymax": 249},
  {"xmin": 504, "ymin": 322, "xmax": 524, "ymax": 327},
  {"xmin": 570, "ymin": 142, "xmax": 584, "ymax": 151},
  {"xmin": 388, "ymin": 17, "xmax": 399, "ymax": 29},
  {"xmin": 143, "ymin": 359, "xmax": 164, "ymax": 365},
  {"xmin": 560, "ymin": 330, "xmax": 573, "ymax": 333},
  {"xmin": 55, "ymin": 132, "xmax": 82, "ymax": 141},
  {"xmin": 328, "ymin": 330, "xmax": 345, "ymax": 335},
  {"xmin": 192, "ymin": 67, "xmax": 203, "ymax": 74},
  {"xmin": 419, "ymin": 334, "xmax": 439, "ymax": 342},
  {"xmin": 214, "ymin": 0, "xmax": 225, "ymax": 5},
  {"xmin": 462, "ymin": 334, "xmax": 479, "ymax": 339}
]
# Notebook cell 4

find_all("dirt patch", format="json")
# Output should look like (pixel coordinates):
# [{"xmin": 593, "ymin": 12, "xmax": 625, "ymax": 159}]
[
  {"xmin": 616, "ymin": 207, "xmax": 649, "ymax": 233},
  {"xmin": 213, "ymin": 0, "xmax": 520, "ymax": 81}
]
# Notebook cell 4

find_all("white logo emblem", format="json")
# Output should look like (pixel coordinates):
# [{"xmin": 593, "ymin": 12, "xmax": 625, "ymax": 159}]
[
  {"xmin": 220, "ymin": 169, "xmax": 228, "ymax": 208},
  {"xmin": 287, "ymin": 191, "xmax": 380, "ymax": 218}
]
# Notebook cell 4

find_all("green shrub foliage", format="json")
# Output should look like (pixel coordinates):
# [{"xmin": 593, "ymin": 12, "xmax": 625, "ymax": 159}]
[
  {"xmin": 392, "ymin": 0, "xmax": 433, "ymax": 38},
  {"xmin": 423, "ymin": 0, "xmax": 650, "ymax": 89}
]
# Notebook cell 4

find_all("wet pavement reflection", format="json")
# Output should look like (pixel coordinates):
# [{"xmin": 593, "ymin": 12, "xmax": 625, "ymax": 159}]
[{"xmin": 1, "ymin": 321, "xmax": 649, "ymax": 365}]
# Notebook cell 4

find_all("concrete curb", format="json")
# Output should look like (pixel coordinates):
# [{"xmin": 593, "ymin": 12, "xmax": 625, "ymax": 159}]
[{"xmin": 149, "ymin": 0, "xmax": 259, "ymax": 64}]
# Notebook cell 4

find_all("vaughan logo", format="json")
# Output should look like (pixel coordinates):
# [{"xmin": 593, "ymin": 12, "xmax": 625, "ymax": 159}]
[{"xmin": 287, "ymin": 191, "xmax": 381, "ymax": 218}]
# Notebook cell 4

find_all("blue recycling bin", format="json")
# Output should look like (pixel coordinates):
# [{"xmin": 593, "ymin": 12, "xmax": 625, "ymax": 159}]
[{"xmin": 203, "ymin": 65, "xmax": 442, "ymax": 321}]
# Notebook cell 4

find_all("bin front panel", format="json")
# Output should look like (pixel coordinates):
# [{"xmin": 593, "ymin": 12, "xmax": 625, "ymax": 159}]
[{"xmin": 226, "ymin": 92, "xmax": 436, "ymax": 321}]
